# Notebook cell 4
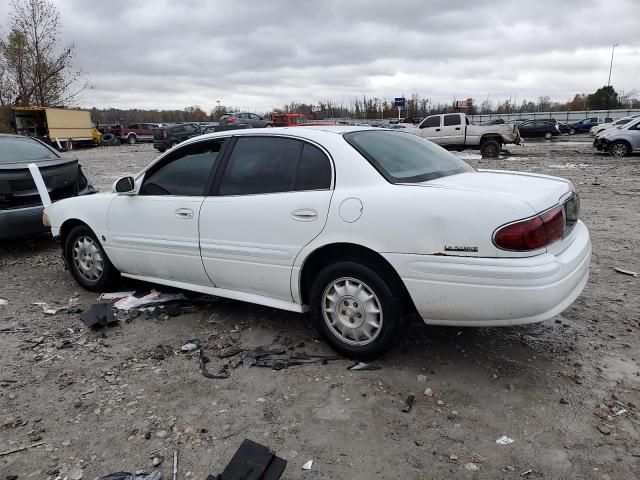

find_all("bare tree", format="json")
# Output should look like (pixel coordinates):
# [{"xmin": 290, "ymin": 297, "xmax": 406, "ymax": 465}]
[{"xmin": 0, "ymin": 0, "xmax": 85, "ymax": 107}]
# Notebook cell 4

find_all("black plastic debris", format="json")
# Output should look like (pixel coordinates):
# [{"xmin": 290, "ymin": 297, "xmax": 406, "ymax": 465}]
[
  {"xmin": 206, "ymin": 439, "xmax": 287, "ymax": 480},
  {"xmin": 402, "ymin": 394, "xmax": 415, "ymax": 413},
  {"xmin": 97, "ymin": 470, "xmax": 162, "ymax": 480},
  {"xmin": 199, "ymin": 348, "xmax": 230, "ymax": 379},
  {"xmin": 79, "ymin": 303, "xmax": 117, "ymax": 328},
  {"xmin": 348, "ymin": 362, "xmax": 381, "ymax": 371}
]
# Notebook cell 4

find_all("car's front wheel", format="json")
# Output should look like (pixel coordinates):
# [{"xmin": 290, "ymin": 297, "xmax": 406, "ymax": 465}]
[
  {"xmin": 480, "ymin": 139, "xmax": 501, "ymax": 158},
  {"xmin": 569, "ymin": 128, "xmax": 576, "ymax": 135},
  {"xmin": 64, "ymin": 225, "xmax": 119, "ymax": 291},
  {"xmin": 310, "ymin": 261, "xmax": 404, "ymax": 359},
  {"xmin": 544, "ymin": 132, "xmax": 553, "ymax": 140},
  {"xmin": 609, "ymin": 141, "xmax": 630, "ymax": 157}
]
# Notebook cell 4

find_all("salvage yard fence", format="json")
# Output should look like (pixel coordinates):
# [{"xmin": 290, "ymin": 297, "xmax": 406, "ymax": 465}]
[{"xmin": 468, "ymin": 109, "xmax": 640, "ymax": 124}]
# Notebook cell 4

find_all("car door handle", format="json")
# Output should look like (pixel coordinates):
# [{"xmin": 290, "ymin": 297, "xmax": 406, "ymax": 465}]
[
  {"xmin": 175, "ymin": 208, "xmax": 194, "ymax": 219},
  {"xmin": 435, "ymin": 128, "xmax": 441, "ymax": 131},
  {"xmin": 291, "ymin": 208, "xmax": 318, "ymax": 222},
  {"xmin": 455, "ymin": 127, "xmax": 461, "ymax": 130}
]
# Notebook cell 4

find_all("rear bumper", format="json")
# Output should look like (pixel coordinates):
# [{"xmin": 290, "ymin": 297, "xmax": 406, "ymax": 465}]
[
  {"xmin": 384, "ymin": 221, "xmax": 591, "ymax": 326},
  {"xmin": 0, "ymin": 205, "xmax": 46, "ymax": 239}
]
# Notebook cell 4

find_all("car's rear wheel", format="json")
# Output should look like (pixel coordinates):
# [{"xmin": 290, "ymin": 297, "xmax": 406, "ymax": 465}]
[
  {"xmin": 66, "ymin": 139, "xmax": 74, "ymax": 151},
  {"xmin": 265, "ymin": 123, "xmax": 273, "ymax": 127},
  {"xmin": 609, "ymin": 141, "xmax": 630, "ymax": 157},
  {"xmin": 64, "ymin": 225, "xmax": 119, "ymax": 291},
  {"xmin": 544, "ymin": 132, "xmax": 553, "ymax": 140},
  {"xmin": 128, "ymin": 134, "xmax": 136, "ymax": 144},
  {"xmin": 480, "ymin": 139, "xmax": 501, "ymax": 158},
  {"xmin": 569, "ymin": 128, "xmax": 576, "ymax": 135},
  {"xmin": 310, "ymin": 261, "xmax": 404, "ymax": 359}
]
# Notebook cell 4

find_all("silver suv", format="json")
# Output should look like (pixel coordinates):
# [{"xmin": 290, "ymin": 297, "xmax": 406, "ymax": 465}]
[{"xmin": 593, "ymin": 118, "xmax": 640, "ymax": 156}]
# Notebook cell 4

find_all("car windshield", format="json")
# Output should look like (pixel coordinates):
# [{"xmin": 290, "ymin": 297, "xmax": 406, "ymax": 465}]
[
  {"xmin": 344, "ymin": 130, "xmax": 474, "ymax": 183},
  {"xmin": 0, "ymin": 136, "xmax": 59, "ymax": 163}
]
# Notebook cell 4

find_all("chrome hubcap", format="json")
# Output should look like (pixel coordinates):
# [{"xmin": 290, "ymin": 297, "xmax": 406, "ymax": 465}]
[
  {"xmin": 611, "ymin": 144, "xmax": 626, "ymax": 156},
  {"xmin": 322, "ymin": 277, "xmax": 383, "ymax": 346},
  {"xmin": 73, "ymin": 236, "xmax": 104, "ymax": 282}
]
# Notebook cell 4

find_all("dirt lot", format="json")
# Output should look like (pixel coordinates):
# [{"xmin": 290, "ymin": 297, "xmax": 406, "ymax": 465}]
[{"xmin": 1, "ymin": 137, "xmax": 639, "ymax": 480}]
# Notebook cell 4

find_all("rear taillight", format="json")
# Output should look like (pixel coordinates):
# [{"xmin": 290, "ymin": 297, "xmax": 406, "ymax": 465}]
[
  {"xmin": 493, "ymin": 205, "xmax": 565, "ymax": 251},
  {"xmin": 162, "ymin": 129, "xmax": 167, "ymax": 139},
  {"xmin": 228, "ymin": 116, "xmax": 237, "ymax": 123}
]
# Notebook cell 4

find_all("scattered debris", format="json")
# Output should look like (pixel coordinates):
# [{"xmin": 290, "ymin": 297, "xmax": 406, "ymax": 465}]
[
  {"xmin": 402, "ymin": 394, "xmax": 415, "ymax": 413},
  {"xmin": 613, "ymin": 267, "xmax": 639, "ymax": 278},
  {"xmin": 520, "ymin": 469, "xmax": 533, "ymax": 476},
  {"xmin": 302, "ymin": 460, "xmax": 313, "ymax": 470},
  {"xmin": 114, "ymin": 290, "xmax": 187, "ymax": 311},
  {"xmin": 348, "ymin": 361, "xmax": 381, "ymax": 371},
  {"xmin": 79, "ymin": 303, "xmax": 117, "ymax": 328},
  {"xmin": 559, "ymin": 397, "xmax": 569, "ymax": 404},
  {"xmin": 417, "ymin": 374, "xmax": 427, "ymax": 382},
  {"xmin": 98, "ymin": 291, "xmax": 136, "ymax": 300},
  {"xmin": 152, "ymin": 456, "xmax": 163, "ymax": 467},
  {"xmin": 173, "ymin": 450, "xmax": 178, "ymax": 480},
  {"xmin": 597, "ymin": 424, "xmax": 612, "ymax": 435},
  {"xmin": 205, "ymin": 439, "xmax": 287, "ymax": 479},
  {"xmin": 465, "ymin": 463, "xmax": 480, "ymax": 471},
  {"xmin": 79, "ymin": 388, "xmax": 95, "ymax": 396},
  {"xmin": 181, "ymin": 342, "xmax": 198, "ymax": 352},
  {"xmin": 423, "ymin": 388, "xmax": 433, "ymax": 397},
  {"xmin": 32, "ymin": 302, "xmax": 68, "ymax": 315},
  {"xmin": 98, "ymin": 471, "xmax": 162, "ymax": 480},
  {"xmin": 414, "ymin": 440, "xmax": 424, "ymax": 446},
  {"xmin": 614, "ymin": 409, "xmax": 627, "ymax": 416},
  {"xmin": 0, "ymin": 299, "xmax": 8, "ymax": 305},
  {"xmin": 495, "ymin": 435, "xmax": 514, "ymax": 445},
  {"xmin": 0, "ymin": 441, "xmax": 46, "ymax": 457}
]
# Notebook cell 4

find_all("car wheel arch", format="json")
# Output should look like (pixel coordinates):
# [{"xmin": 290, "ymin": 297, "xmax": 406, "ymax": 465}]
[
  {"xmin": 297, "ymin": 242, "xmax": 416, "ymax": 314},
  {"xmin": 59, "ymin": 218, "xmax": 91, "ymax": 246}
]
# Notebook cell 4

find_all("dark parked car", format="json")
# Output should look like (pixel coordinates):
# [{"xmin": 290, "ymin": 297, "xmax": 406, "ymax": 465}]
[
  {"xmin": 569, "ymin": 117, "xmax": 613, "ymax": 135},
  {"xmin": 557, "ymin": 121, "xmax": 571, "ymax": 134},
  {"xmin": 517, "ymin": 119, "xmax": 561, "ymax": 139},
  {"xmin": 219, "ymin": 112, "xmax": 273, "ymax": 128},
  {"xmin": 0, "ymin": 134, "xmax": 95, "ymax": 239},
  {"xmin": 153, "ymin": 123, "xmax": 201, "ymax": 152}
]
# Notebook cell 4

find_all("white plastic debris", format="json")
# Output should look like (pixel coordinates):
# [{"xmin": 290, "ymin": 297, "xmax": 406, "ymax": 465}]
[
  {"xmin": 613, "ymin": 267, "xmax": 639, "ymax": 278},
  {"xmin": 32, "ymin": 302, "xmax": 67, "ymax": 315},
  {"xmin": 0, "ymin": 299, "xmax": 8, "ymax": 305},
  {"xmin": 496, "ymin": 435, "xmax": 514, "ymax": 445},
  {"xmin": 614, "ymin": 409, "xmax": 627, "ymax": 416},
  {"xmin": 113, "ymin": 290, "xmax": 186, "ymax": 310},
  {"xmin": 98, "ymin": 291, "xmax": 135, "ymax": 300},
  {"xmin": 302, "ymin": 460, "xmax": 313, "ymax": 470},
  {"xmin": 181, "ymin": 343, "xmax": 198, "ymax": 352},
  {"xmin": 464, "ymin": 462, "xmax": 480, "ymax": 471}
]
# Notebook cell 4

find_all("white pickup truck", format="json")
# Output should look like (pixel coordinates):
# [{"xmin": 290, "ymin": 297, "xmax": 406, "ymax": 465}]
[{"xmin": 413, "ymin": 113, "xmax": 521, "ymax": 157}]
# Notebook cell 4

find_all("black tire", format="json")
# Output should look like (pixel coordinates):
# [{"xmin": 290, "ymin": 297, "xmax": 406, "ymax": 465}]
[
  {"xmin": 265, "ymin": 123, "xmax": 274, "ymax": 127},
  {"xmin": 480, "ymin": 139, "xmax": 501, "ymax": 158},
  {"xmin": 66, "ymin": 139, "xmax": 74, "ymax": 151},
  {"xmin": 156, "ymin": 147, "xmax": 166, "ymax": 153},
  {"xmin": 609, "ymin": 141, "xmax": 630, "ymax": 157},
  {"xmin": 100, "ymin": 133, "xmax": 115, "ymax": 146},
  {"xmin": 170, "ymin": 141, "xmax": 178, "ymax": 148},
  {"xmin": 127, "ymin": 134, "xmax": 136, "ymax": 144},
  {"xmin": 310, "ymin": 261, "xmax": 405, "ymax": 359},
  {"xmin": 569, "ymin": 128, "xmax": 576, "ymax": 135},
  {"xmin": 64, "ymin": 225, "xmax": 119, "ymax": 291},
  {"xmin": 544, "ymin": 132, "xmax": 553, "ymax": 140}
]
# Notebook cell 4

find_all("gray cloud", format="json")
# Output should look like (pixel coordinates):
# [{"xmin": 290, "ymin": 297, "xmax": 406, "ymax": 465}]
[{"xmin": 1, "ymin": 0, "xmax": 638, "ymax": 111}]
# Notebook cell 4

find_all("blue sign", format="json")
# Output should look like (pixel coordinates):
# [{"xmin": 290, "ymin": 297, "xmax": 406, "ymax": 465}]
[{"xmin": 394, "ymin": 97, "xmax": 406, "ymax": 108}]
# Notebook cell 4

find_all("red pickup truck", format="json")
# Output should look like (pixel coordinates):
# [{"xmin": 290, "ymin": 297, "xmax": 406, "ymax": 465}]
[
  {"xmin": 271, "ymin": 114, "xmax": 338, "ymax": 127},
  {"xmin": 119, "ymin": 123, "xmax": 163, "ymax": 144}
]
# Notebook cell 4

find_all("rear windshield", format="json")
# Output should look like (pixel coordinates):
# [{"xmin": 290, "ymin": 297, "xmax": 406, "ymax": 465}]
[
  {"xmin": 0, "ymin": 137, "xmax": 59, "ymax": 163},
  {"xmin": 344, "ymin": 130, "xmax": 473, "ymax": 183}
]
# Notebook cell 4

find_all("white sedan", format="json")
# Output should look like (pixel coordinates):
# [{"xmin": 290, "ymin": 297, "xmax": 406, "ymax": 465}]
[{"xmin": 43, "ymin": 127, "xmax": 591, "ymax": 358}]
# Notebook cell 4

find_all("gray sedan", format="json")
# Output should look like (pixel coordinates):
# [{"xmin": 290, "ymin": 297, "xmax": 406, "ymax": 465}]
[{"xmin": 218, "ymin": 112, "xmax": 274, "ymax": 128}]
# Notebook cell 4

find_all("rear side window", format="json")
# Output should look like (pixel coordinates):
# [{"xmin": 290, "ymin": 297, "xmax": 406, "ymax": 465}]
[
  {"xmin": 140, "ymin": 141, "xmax": 223, "ymax": 196},
  {"xmin": 218, "ymin": 137, "xmax": 331, "ymax": 196},
  {"xmin": 296, "ymin": 144, "xmax": 332, "ymax": 191},
  {"xmin": 0, "ymin": 137, "xmax": 59, "ymax": 163},
  {"xmin": 443, "ymin": 114, "xmax": 461, "ymax": 126}
]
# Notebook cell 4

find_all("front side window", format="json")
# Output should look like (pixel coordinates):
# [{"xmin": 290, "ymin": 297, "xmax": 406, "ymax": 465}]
[
  {"xmin": 0, "ymin": 137, "xmax": 59, "ymax": 163},
  {"xmin": 140, "ymin": 140, "xmax": 223, "ymax": 196},
  {"xmin": 344, "ymin": 130, "xmax": 473, "ymax": 183},
  {"xmin": 422, "ymin": 116, "xmax": 440, "ymax": 128},
  {"xmin": 443, "ymin": 114, "xmax": 461, "ymax": 126}
]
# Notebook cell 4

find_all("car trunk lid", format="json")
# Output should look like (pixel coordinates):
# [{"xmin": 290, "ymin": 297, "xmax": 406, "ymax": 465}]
[{"xmin": 0, "ymin": 158, "xmax": 79, "ymax": 209}]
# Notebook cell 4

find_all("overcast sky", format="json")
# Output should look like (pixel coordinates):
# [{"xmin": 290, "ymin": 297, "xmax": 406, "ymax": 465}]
[{"xmin": 1, "ymin": 0, "xmax": 639, "ymax": 112}]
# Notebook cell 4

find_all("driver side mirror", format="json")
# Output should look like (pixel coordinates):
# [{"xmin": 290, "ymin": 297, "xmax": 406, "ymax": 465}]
[{"xmin": 113, "ymin": 176, "xmax": 136, "ymax": 195}]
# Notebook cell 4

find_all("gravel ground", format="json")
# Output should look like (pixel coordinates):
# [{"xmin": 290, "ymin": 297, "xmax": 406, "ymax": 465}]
[{"xmin": 1, "ymin": 137, "xmax": 639, "ymax": 480}]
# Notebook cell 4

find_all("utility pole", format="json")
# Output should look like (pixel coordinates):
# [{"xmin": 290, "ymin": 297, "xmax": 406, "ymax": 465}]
[{"xmin": 607, "ymin": 44, "xmax": 618, "ymax": 87}]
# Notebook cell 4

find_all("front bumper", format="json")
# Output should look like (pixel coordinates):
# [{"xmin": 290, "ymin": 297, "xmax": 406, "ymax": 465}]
[
  {"xmin": 383, "ymin": 221, "xmax": 591, "ymax": 326},
  {"xmin": 0, "ymin": 205, "xmax": 47, "ymax": 239},
  {"xmin": 593, "ymin": 137, "xmax": 609, "ymax": 152}
]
